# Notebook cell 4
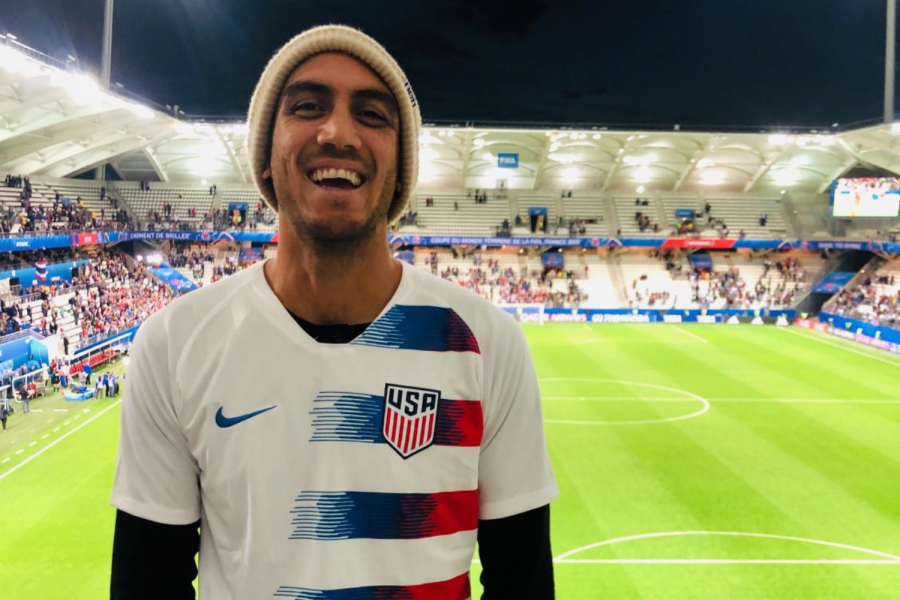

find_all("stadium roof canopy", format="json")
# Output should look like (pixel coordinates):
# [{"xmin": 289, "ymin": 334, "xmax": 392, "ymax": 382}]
[{"xmin": 3, "ymin": 36, "xmax": 900, "ymax": 195}]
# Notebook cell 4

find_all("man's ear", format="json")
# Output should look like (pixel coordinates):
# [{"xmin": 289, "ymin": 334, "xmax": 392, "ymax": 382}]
[{"xmin": 262, "ymin": 167, "xmax": 272, "ymax": 180}]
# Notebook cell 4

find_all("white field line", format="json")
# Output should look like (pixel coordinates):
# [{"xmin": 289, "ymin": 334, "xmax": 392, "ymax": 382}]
[
  {"xmin": 557, "ymin": 559, "xmax": 900, "ymax": 565},
  {"xmin": 31, "ymin": 409, "xmax": 43, "ymax": 412},
  {"xmin": 783, "ymin": 327, "xmax": 900, "ymax": 368},
  {"xmin": 543, "ymin": 396, "xmax": 900, "ymax": 404},
  {"xmin": 672, "ymin": 326, "xmax": 709, "ymax": 344},
  {"xmin": 14, "ymin": 449, "xmax": 23, "ymax": 455},
  {"xmin": 554, "ymin": 531, "xmax": 900, "ymax": 563},
  {"xmin": 52, "ymin": 428, "xmax": 60, "ymax": 433},
  {"xmin": 40, "ymin": 434, "xmax": 49, "ymax": 440},
  {"xmin": 0, "ymin": 400, "xmax": 121, "ymax": 482},
  {"xmin": 0, "ymin": 458, "xmax": 8, "ymax": 464},
  {"xmin": 540, "ymin": 378, "xmax": 710, "ymax": 425},
  {"xmin": 53, "ymin": 409, "xmax": 69, "ymax": 413},
  {"xmin": 28, "ymin": 441, "xmax": 36, "ymax": 447}
]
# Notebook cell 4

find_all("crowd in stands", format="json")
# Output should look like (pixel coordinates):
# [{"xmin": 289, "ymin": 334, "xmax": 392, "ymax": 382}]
[
  {"xmin": 829, "ymin": 270, "xmax": 899, "ymax": 330},
  {"xmin": 63, "ymin": 253, "xmax": 175, "ymax": 347},
  {"xmin": 430, "ymin": 253, "xmax": 588, "ymax": 308},
  {"xmin": 3, "ymin": 175, "xmax": 129, "ymax": 233},
  {"xmin": 633, "ymin": 253, "xmax": 807, "ymax": 309}
]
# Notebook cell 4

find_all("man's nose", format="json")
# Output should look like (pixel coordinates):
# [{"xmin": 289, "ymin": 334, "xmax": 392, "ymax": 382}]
[{"xmin": 317, "ymin": 107, "xmax": 363, "ymax": 151}]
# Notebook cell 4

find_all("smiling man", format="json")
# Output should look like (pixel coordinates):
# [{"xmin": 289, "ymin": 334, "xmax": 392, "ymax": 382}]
[{"xmin": 110, "ymin": 25, "xmax": 558, "ymax": 600}]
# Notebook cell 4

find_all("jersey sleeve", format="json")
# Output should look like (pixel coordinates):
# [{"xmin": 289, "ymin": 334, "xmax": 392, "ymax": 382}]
[
  {"xmin": 110, "ymin": 319, "xmax": 201, "ymax": 525},
  {"xmin": 478, "ymin": 317, "xmax": 559, "ymax": 520}
]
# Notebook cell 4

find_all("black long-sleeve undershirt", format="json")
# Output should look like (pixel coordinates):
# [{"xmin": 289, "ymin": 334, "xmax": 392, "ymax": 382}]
[{"xmin": 111, "ymin": 505, "xmax": 553, "ymax": 599}]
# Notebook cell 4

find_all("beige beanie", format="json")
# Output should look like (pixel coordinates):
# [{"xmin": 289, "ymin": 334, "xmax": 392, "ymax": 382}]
[{"xmin": 247, "ymin": 25, "xmax": 421, "ymax": 223}]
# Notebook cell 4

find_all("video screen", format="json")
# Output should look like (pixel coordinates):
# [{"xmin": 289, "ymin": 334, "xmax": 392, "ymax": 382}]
[{"xmin": 832, "ymin": 177, "xmax": 900, "ymax": 217}]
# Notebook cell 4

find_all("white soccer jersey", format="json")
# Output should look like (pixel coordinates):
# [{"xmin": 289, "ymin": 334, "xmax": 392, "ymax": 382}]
[{"xmin": 110, "ymin": 259, "xmax": 558, "ymax": 599}]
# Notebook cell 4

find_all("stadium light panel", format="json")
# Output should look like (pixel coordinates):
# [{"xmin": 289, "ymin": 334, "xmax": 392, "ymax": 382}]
[
  {"xmin": 634, "ymin": 167, "xmax": 652, "ymax": 183},
  {"xmin": 892, "ymin": 122, "xmax": 900, "ymax": 134},
  {"xmin": 636, "ymin": 185, "xmax": 645, "ymax": 194},
  {"xmin": 129, "ymin": 103, "xmax": 155, "ymax": 120},
  {"xmin": 768, "ymin": 134, "xmax": 793, "ymax": 146},
  {"xmin": 189, "ymin": 158, "xmax": 219, "ymax": 176},
  {"xmin": 773, "ymin": 168, "xmax": 799, "ymax": 186},
  {"xmin": 701, "ymin": 174, "xmax": 724, "ymax": 186},
  {"xmin": 419, "ymin": 148, "xmax": 439, "ymax": 162},
  {"xmin": 563, "ymin": 167, "xmax": 579, "ymax": 182},
  {"xmin": 0, "ymin": 45, "xmax": 40, "ymax": 77},
  {"xmin": 548, "ymin": 153, "xmax": 575, "ymax": 164}
]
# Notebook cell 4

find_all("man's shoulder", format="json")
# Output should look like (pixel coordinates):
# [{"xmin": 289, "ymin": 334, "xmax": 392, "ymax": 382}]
[
  {"xmin": 405, "ymin": 264, "xmax": 522, "ymax": 349},
  {"xmin": 137, "ymin": 263, "xmax": 261, "ymax": 351}
]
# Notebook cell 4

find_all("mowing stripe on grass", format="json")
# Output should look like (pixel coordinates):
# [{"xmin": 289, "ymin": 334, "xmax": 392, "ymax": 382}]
[{"xmin": 0, "ymin": 400, "xmax": 121, "ymax": 482}]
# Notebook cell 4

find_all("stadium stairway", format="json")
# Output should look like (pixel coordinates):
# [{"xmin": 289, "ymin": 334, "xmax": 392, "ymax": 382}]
[{"xmin": 796, "ymin": 250, "xmax": 875, "ymax": 316}]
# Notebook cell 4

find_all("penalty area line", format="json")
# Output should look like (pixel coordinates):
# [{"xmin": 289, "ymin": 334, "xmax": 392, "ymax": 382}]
[
  {"xmin": 672, "ymin": 326, "xmax": 709, "ymax": 344},
  {"xmin": 783, "ymin": 327, "xmax": 900, "ymax": 368}
]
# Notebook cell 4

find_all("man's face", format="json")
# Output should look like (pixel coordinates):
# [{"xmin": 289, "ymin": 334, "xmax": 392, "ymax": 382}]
[{"xmin": 266, "ymin": 52, "xmax": 400, "ymax": 246}]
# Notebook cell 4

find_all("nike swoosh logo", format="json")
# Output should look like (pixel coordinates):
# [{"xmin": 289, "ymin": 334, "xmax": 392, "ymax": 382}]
[{"xmin": 215, "ymin": 405, "xmax": 276, "ymax": 428}]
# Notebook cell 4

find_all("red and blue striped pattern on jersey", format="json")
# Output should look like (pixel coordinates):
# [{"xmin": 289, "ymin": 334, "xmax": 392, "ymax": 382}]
[
  {"xmin": 309, "ymin": 392, "xmax": 482, "ymax": 447},
  {"xmin": 288, "ymin": 489, "xmax": 477, "ymax": 541},
  {"xmin": 273, "ymin": 571, "xmax": 470, "ymax": 599},
  {"xmin": 350, "ymin": 305, "xmax": 480, "ymax": 353}
]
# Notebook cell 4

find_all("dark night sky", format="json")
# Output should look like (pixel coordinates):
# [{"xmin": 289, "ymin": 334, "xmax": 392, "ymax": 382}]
[{"xmin": 1, "ymin": 0, "xmax": 895, "ymax": 129}]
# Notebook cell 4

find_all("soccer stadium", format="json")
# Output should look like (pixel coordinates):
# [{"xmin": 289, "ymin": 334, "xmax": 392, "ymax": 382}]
[{"xmin": 1, "ymin": 8, "xmax": 900, "ymax": 600}]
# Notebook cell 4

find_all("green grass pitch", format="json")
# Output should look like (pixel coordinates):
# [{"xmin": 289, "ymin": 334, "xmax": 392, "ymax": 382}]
[{"xmin": 2, "ymin": 324, "xmax": 899, "ymax": 599}]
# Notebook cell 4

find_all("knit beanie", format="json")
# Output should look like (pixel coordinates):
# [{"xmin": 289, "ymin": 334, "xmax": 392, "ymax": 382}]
[{"xmin": 247, "ymin": 25, "xmax": 421, "ymax": 224}]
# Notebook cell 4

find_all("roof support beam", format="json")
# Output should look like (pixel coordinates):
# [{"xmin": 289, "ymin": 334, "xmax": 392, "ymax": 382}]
[
  {"xmin": 674, "ymin": 138, "xmax": 717, "ymax": 192},
  {"xmin": 836, "ymin": 137, "xmax": 900, "ymax": 175},
  {"xmin": 0, "ymin": 111, "xmax": 142, "ymax": 165},
  {"xmin": 744, "ymin": 145, "xmax": 792, "ymax": 192},
  {"xmin": 142, "ymin": 146, "xmax": 170, "ymax": 182},
  {"xmin": 531, "ymin": 134, "xmax": 553, "ymax": 190},
  {"xmin": 0, "ymin": 103, "xmax": 117, "ymax": 145},
  {"xmin": 35, "ymin": 127, "xmax": 175, "ymax": 178},
  {"xmin": 215, "ymin": 126, "xmax": 247, "ymax": 184},
  {"xmin": 817, "ymin": 158, "xmax": 857, "ymax": 194},
  {"xmin": 460, "ymin": 129, "xmax": 474, "ymax": 189}
]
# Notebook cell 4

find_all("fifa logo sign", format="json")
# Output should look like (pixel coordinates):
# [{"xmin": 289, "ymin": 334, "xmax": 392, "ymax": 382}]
[{"xmin": 383, "ymin": 384, "xmax": 440, "ymax": 459}]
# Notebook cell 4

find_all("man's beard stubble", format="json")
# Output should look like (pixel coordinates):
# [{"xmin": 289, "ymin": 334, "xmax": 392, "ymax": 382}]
[{"xmin": 283, "ymin": 185, "xmax": 393, "ymax": 254}]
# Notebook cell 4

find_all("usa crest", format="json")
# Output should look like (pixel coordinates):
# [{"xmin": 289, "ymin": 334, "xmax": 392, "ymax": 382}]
[{"xmin": 383, "ymin": 383, "xmax": 440, "ymax": 459}]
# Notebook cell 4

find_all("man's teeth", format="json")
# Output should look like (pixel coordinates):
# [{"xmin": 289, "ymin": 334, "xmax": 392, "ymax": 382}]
[{"xmin": 309, "ymin": 168, "xmax": 363, "ymax": 187}]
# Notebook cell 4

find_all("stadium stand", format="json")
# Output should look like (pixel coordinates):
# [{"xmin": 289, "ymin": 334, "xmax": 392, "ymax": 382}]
[
  {"xmin": 116, "ymin": 182, "xmax": 214, "ymax": 230},
  {"xmin": 560, "ymin": 196, "xmax": 609, "ymax": 237},
  {"xmin": 705, "ymin": 197, "xmax": 787, "ymax": 239},
  {"xmin": 621, "ymin": 250, "xmax": 819, "ymax": 309},
  {"xmin": 405, "ymin": 193, "xmax": 511, "ymax": 235},
  {"xmin": 827, "ymin": 258, "xmax": 900, "ymax": 329},
  {"xmin": 1, "ymin": 176, "xmax": 126, "ymax": 232},
  {"xmin": 614, "ymin": 197, "xmax": 661, "ymax": 236},
  {"xmin": 414, "ymin": 249, "xmax": 588, "ymax": 307}
]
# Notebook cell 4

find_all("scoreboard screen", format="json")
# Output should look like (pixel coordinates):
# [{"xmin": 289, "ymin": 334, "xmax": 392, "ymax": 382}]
[{"xmin": 832, "ymin": 177, "xmax": 900, "ymax": 217}]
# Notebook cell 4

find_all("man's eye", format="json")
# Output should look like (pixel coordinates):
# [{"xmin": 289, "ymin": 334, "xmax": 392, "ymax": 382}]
[
  {"xmin": 292, "ymin": 102, "xmax": 323, "ymax": 114},
  {"xmin": 361, "ymin": 110, "xmax": 386, "ymax": 122}
]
